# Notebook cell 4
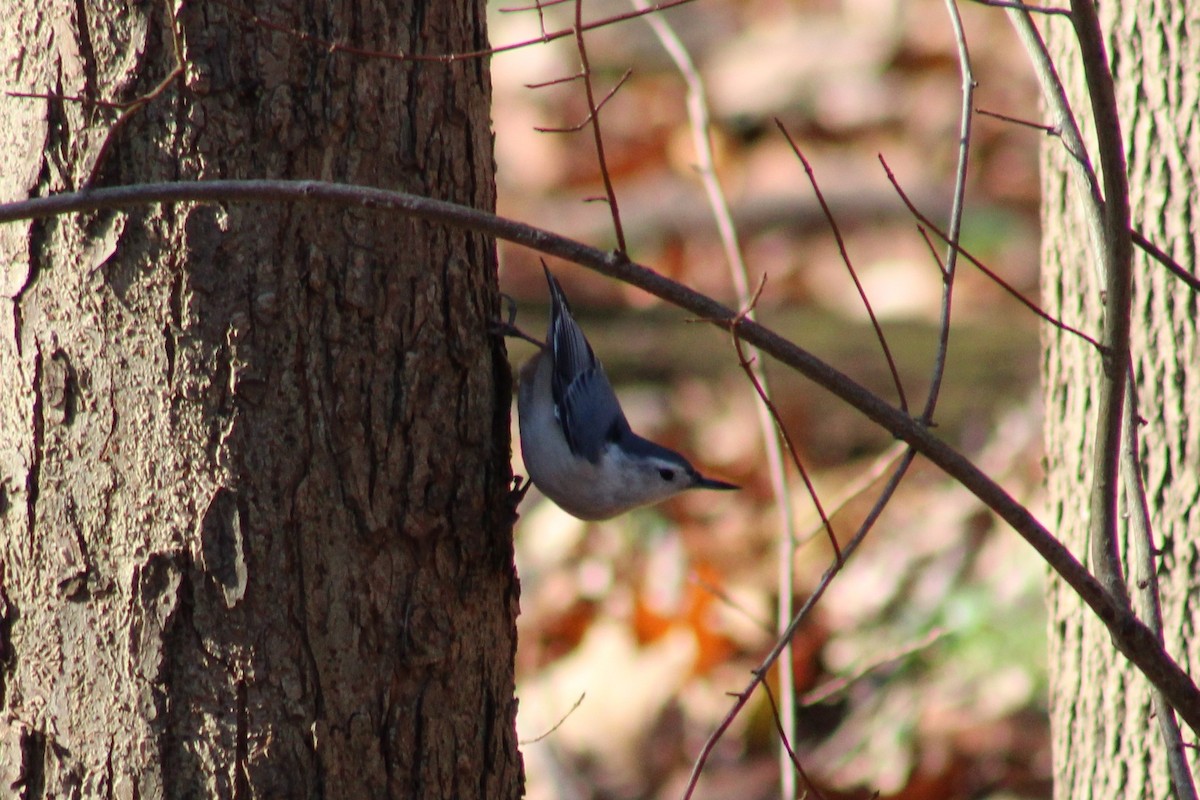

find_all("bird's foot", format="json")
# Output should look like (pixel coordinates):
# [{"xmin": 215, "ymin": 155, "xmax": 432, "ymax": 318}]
[{"xmin": 491, "ymin": 293, "xmax": 544, "ymax": 348}]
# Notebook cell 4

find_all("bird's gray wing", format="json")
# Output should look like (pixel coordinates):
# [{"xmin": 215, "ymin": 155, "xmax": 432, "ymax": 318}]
[
  {"xmin": 545, "ymin": 268, "xmax": 630, "ymax": 462},
  {"xmin": 557, "ymin": 364, "xmax": 629, "ymax": 462}
]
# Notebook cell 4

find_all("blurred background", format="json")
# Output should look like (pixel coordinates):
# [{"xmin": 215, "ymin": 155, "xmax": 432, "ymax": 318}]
[{"xmin": 491, "ymin": 0, "xmax": 1051, "ymax": 797}]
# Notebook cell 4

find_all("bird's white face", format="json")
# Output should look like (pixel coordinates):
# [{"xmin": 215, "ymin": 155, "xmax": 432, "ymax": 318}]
[{"xmin": 614, "ymin": 451, "xmax": 704, "ymax": 507}]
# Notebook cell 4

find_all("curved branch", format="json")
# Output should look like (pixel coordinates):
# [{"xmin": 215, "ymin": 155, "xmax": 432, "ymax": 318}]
[
  {"xmin": 1070, "ymin": 0, "xmax": 1135, "ymax": 609},
  {"xmin": 922, "ymin": 0, "xmax": 974, "ymax": 422},
  {"xmin": 1, "ymin": 178, "xmax": 1198, "ymax": 732}
]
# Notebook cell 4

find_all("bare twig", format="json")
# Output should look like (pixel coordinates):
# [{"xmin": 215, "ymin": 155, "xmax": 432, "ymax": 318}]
[
  {"xmin": 689, "ymin": 573, "xmax": 773, "ymax": 635},
  {"xmin": 974, "ymin": 106, "xmax": 1193, "ymax": 303},
  {"xmin": 801, "ymin": 627, "xmax": 946, "ymax": 706},
  {"xmin": 571, "ymin": 0, "xmax": 627, "ymax": 254},
  {"xmin": 731, "ymin": 293, "xmax": 839, "ymax": 562},
  {"xmin": 525, "ymin": 71, "xmax": 585, "ymax": 90},
  {"xmin": 1004, "ymin": 7, "xmax": 1106, "ymax": 245},
  {"xmin": 916, "ymin": 226, "xmax": 948, "ymax": 276},
  {"xmin": 631, "ymin": 9, "xmax": 805, "ymax": 793},
  {"xmin": 728, "ymin": 282, "xmax": 837, "ymax": 800},
  {"xmin": 1132, "ymin": 228, "xmax": 1200, "ymax": 294},
  {"xmin": 1068, "ymin": 0, "xmax": 1135, "ymax": 607},
  {"xmin": 532, "ymin": 69, "xmax": 633, "ymax": 132},
  {"xmin": 519, "ymin": 693, "xmax": 587, "ymax": 745},
  {"xmin": 81, "ymin": 0, "xmax": 186, "ymax": 188},
  {"xmin": 969, "ymin": 0, "xmax": 1071, "ymax": 16},
  {"xmin": 879, "ymin": 155, "xmax": 1101, "ymax": 350},
  {"xmin": 939, "ymin": 112, "xmax": 1196, "ymax": 294},
  {"xmin": 499, "ymin": 0, "xmax": 569, "ymax": 33},
  {"xmin": 1, "ymin": 179, "xmax": 1198, "ymax": 734},
  {"xmin": 1122, "ymin": 374, "xmax": 1198, "ymax": 800},
  {"xmin": 760, "ymin": 678, "xmax": 829, "ymax": 800},
  {"xmin": 921, "ymin": 0, "xmax": 974, "ymax": 424},
  {"xmin": 775, "ymin": 120, "xmax": 908, "ymax": 413},
  {"xmin": 974, "ymin": 105, "xmax": 1061, "ymax": 134},
  {"xmin": 207, "ymin": 0, "xmax": 702, "ymax": 64},
  {"xmin": 682, "ymin": 449, "xmax": 919, "ymax": 799}
]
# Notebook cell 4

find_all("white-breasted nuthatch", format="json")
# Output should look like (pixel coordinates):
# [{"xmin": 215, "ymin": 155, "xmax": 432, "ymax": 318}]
[{"xmin": 515, "ymin": 266, "xmax": 737, "ymax": 520}]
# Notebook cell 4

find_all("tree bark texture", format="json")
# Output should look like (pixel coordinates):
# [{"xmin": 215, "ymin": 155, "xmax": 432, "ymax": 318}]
[
  {"xmin": 0, "ymin": 1, "xmax": 522, "ymax": 798},
  {"xmin": 1042, "ymin": 2, "xmax": 1198, "ymax": 797}
]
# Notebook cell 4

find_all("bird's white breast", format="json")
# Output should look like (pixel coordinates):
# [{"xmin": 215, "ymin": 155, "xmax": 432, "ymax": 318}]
[{"xmin": 518, "ymin": 352, "xmax": 646, "ymax": 520}]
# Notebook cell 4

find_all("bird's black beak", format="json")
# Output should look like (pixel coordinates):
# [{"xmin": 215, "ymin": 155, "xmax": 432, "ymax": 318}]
[{"xmin": 694, "ymin": 474, "xmax": 739, "ymax": 491}]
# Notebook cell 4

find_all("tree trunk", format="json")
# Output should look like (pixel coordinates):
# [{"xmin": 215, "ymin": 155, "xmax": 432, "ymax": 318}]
[
  {"xmin": 0, "ymin": 1, "xmax": 522, "ymax": 798},
  {"xmin": 1042, "ymin": 1, "xmax": 1198, "ymax": 796}
]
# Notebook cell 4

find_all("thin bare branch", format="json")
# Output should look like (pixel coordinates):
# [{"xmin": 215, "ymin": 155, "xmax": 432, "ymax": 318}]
[
  {"xmin": 518, "ymin": 693, "xmax": 587, "ymax": 745},
  {"xmin": 572, "ymin": 0, "xmax": 627, "ymax": 253},
  {"xmin": 1069, "ymin": 0, "xmax": 1135, "ymax": 609},
  {"xmin": 731, "ymin": 292, "xmax": 840, "ymax": 563},
  {"xmin": 1132, "ymin": 228, "xmax": 1200, "ymax": 293},
  {"xmin": 682, "ymin": 448, "xmax": 918, "ymax": 800},
  {"xmin": 207, "ymin": 0, "xmax": 700, "ymax": 63},
  {"xmin": 879, "ymin": 155, "xmax": 1102, "ymax": 350},
  {"xmin": 760, "ymin": 677, "xmax": 829, "ymax": 800},
  {"xmin": 1122, "ymin": 376, "xmax": 1199, "ymax": 800},
  {"xmin": 974, "ymin": 106, "xmax": 1061, "ymax": 134},
  {"xmin": 916, "ymin": 226, "xmax": 948, "ymax": 277},
  {"xmin": 525, "ymin": 71, "xmax": 584, "ymax": 90},
  {"xmin": 631, "ymin": 8, "xmax": 803, "ymax": 793},
  {"xmin": 80, "ymin": 0, "xmax": 186, "ymax": 188},
  {"xmin": 921, "ymin": 0, "xmax": 974, "ymax": 424},
  {"xmin": 499, "ymin": 0, "xmax": 571, "ymax": 15},
  {"xmin": 1005, "ymin": 7, "xmax": 1106, "ymax": 233},
  {"xmin": 969, "ymin": 0, "xmax": 1072, "ymax": 15},
  {"xmin": 532, "ymin": 69, "xmax": 633, "ymax": 133},
  {"xmin": 801, "ymin": 628, "xmax": 945, "ymax": 706},
  {"xmin": 775, "ymin": 120, "xmax": 908, "ymax": 414},
  {"xmin": 930, "ymin": 116, "xmax": 1196, "ymax": 294}
]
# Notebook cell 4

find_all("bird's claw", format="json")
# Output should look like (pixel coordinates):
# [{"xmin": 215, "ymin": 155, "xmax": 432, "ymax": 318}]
[
  {"xmin": 490, "ymin": 293, "xmax": 544, "ymax": 348},
  {"xmin": 505, "ymin": 474, "xmax": 533, "ymax": 521},
  {"xmin": 510, "ymin": 474, "xmax": 532, "ymax": 505}
]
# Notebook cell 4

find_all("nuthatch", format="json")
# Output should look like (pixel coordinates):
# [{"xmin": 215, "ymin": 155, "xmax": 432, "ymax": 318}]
[{"xmin": 513, "ymin": 266, "xmax": 737, "ymax": 520}]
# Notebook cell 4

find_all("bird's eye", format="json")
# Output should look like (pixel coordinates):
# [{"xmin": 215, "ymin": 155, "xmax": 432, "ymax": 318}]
[{"xmin": 658, "ymin": 468, "xmax": 676, "ymax": 481}]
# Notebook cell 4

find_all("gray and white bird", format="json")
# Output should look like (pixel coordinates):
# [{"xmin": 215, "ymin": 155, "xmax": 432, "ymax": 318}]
[{"xmin": 517, "ymin": 266, "xmax": 737, "ymax": 520}]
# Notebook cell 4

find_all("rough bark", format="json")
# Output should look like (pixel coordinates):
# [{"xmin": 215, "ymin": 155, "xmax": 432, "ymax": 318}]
[
  {"xmin": 1042, "ymin": 1, "xmax": 1199, "ymax": 797},
  {"xmin": 0, "ymin": 1, "xmax": 522, "ymax": 798}
]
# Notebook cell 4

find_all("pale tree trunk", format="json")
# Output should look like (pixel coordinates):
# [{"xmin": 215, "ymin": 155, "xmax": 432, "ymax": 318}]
[
  {"xmin": 0, "ymin": 1, "xmax": 522, "ymax": 798},
  {"xmin": 1042, "ymin": 1, "xmax": 1199, "ymax": 797}
]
